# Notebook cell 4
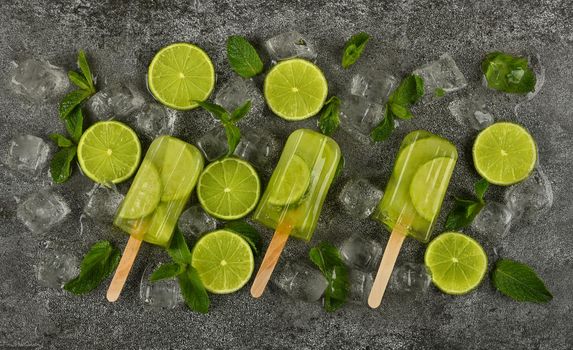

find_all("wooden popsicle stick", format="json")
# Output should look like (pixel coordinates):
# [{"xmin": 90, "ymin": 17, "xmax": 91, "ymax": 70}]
[
  {"xmin": 368, "ymin": 225, "xmax": 407, "ymax": 309},
  {"xmin": 106, "ymin": 236, "xmax": 143, "ymax": 302},
  {"xmin": 250, "ymin": 223, "xmax": 292, "ymax": 298}
]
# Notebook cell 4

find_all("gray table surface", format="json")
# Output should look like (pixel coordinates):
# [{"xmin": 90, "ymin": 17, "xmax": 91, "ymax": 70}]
[{"xmin": 1, "ymin": 0, "xmax": 572, "ymax": 349}]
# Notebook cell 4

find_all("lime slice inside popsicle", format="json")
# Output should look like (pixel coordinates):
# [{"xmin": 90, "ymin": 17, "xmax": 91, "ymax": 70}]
[
  {"xmin": 267, "ymin": 154, "xmax": 311, "ymax": 206},
  {"xmin": 117, "ymin": 160, "xmax": 162, "ymax": 219},
  {"xmin": 158, "ymin": 140, "xmax": 200, "ymax": 202}
]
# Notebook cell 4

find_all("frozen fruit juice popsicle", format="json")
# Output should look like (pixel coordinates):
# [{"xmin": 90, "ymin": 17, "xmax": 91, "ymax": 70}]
[
  {"xmin": 251, "ymin": 129, "xmax": 341, "ymax": 297},
  {"xmin": 368, "ymin": 131, "xmax": 457, "ymax": 308},
  {"xmin": 107, "ymin": 136, "xmax": 204, "ymax": 302}
]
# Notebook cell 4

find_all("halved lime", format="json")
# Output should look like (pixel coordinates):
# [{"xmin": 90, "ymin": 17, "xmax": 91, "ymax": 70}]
[
  {"xmin": 267, "ymin": 154, "xmax": 311, "ymax": 206},
  {"xmin": 197, "ymin": 158, "xmax": 260, "ymax": 220},
  {"xmin": 473, "ymin": 122, "xmax": 537, "ymax": 185},
  {"xmin": 148, "ymin": 43, "xmax": 215, "ymax": 110},
  {"xmin": 264, "ymin": 59, "xmax": 328, "ymax": 120},
  {"xmin": 425, "ymin": 232, "xmax": 488, "ymax": 295},
  {"xmin": 116, "ymin": 160, "xmax": 162, "ymax": 219},
  {"xmin": 77, "ymin": 121, "xmax": 141, "ymax": 184},
  {"xmin": 191, "ymin": 229, "xmax": 254, "ymax": 294},
  {"xmin": 410, "ymin": 157, "xmax": 456, "ymax": 222},
  {"xmin": 145, "ymin": 201, "xmax": 180, "ymax": 247}
]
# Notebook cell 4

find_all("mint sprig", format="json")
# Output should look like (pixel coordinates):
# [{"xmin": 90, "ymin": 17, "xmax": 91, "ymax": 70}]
[
  {"xmin": 51, "ymin": 50, "xmax": 96, "ymax": 183},
  {"xmin": 226, "ymin": 35, "xmax": 264, "ymax": 78},
  {"xmin": 317, "ymin": 96, "xmax": 341, "ymax": 136},
  {"xmin": 342, "ymin": 32, "xmax": 370, "ymax": 69},
  {"xmin": 445, "ymin": 178, "xmax": 489, "ymax": 230},
  {"xmin": 150, "ymin": 262, "xmax": 185, "ymax": 282},
  {"xmin": 309, "ymin": 242, "xmax": 349, "ymax": 312},
  {"xmin": 64, "ymin": 240, "xmax": 120, "ymax": 295},
  {"xmin": 195, "ymin": 100, "xmax": 252, "ymax": 157},
  {"xmin": 371, "ymin": 74, "xmax": 424, "ymax": 142},
  {"xmin": 482, "ymin": 52, "xmax": 536, "ymax": 94},
  {"xmin": 224, "ymin": 220, "xmax": 262, "ymax": 256},
  {"xmin": 492, "ymin": 259, "xmax": 552, "ymax": 303}
]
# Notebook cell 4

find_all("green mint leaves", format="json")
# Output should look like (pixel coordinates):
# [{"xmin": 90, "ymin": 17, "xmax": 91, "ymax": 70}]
[
  {"xmin": 482, "ymin": 52, "xmax": 536, "ymax": 94},
  {"xmin": 224, "ymin": 220, "xmax": 262, "ymax": 256},
  {"xmin": 51, "ymin": 50, "xmax": 96, "ymax": 183},
  {"xmin": 342, "ymin": 32, "xmax": 370, "ymax": 69},
  {"xmin": 492, "ymin": 259, "xmax": 552, "ymax": 303},
  {"xmin": 371, "ymin": 74, "xmax": 424, "ymax": 142},
  {"xmin": 195, "ymin": 100, "xmax": 252, "ymax": 157},
  {"xmin": 226, "ymin": 35, "xmax": 264, "ymax": 78},
  {"xmin": 64, "ymin": 241, "xmax": 120, "ymax": 295},
  {"xmin": 318, "ymin": 96, "xmax": 341, "ymax": 136},
  {"xmin": 445, "ymin": 178, "xmax": 489, "ymax": 230},
  {"xmin": 150, "ymin": 262, "xmax": 185, "ymax": 282},
  {"xmin": 309, "ymin": 242, "xmax": 349, "ymax": 312}
]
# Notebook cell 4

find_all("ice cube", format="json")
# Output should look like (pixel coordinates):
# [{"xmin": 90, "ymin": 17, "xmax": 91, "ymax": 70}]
[
  {"xmin": 233, "ymin": 127, "xmax": 276, "ymax": 168},
  {"xmin": 350, "ymin": 71, "xmax": 397, "ymax": 104},
  {"xmin": 272, "ymin": 261, "xmax": 328, "ymax": 302},
  {"xmin": 196, "ymin": 127, "xmax": 228, "ymax": 161},
  {"xmin": 178, "ymin": 205, "xmax": 217, "ymax": 239},
  {"xmin": 347, "ymin": 269, "xmax": 374, "ymax": 305},
  {"xmin": 526, "ymin": 54, "xmax": 545, "ymax": 101},
  {"xmin": 472, "ymin": 201, "xmax": 514, "ymax": 238},
  {"xmin": 9, "ymin": 59, "xmax": 69, "ymax": 102},
  {"xmin": 36, "ymin": 243, "xmax": 79, "ymax": 288},
  {"xmin": 340, "ymin": 95, "xmax": 385, "ymax": 141},
  {"xmin": 83, "ymin": 183, "xmax": 124, "ymax": 224},
  {"xmin": 448, "ymin": 94, "xmax": 494, "ymax": 130},
  {"xmin": 85, "ymin": 83, "xmax": 145, "ymax": 120},
  {"xmin": 139, "ymin": 262, "xmax": 182, "ymax": 309},
  {"xmin": 338, "ymin": 178, "xmax": 383, "ymax": 219},
  {"xmin": 339, "ymin": 234, "xmax": 383, "ymax": 272},
  {"xmin": 17, "ymin": 189, "xmax": 70, "ymax": 234},
  {"xmin": 413, "ymin": 53, "xmax": 467, "ymax": 101},
  {"xmin": 265, "ymin": 31, "xmax": 317, "ymax": 62},
  {"xmin": 4, "ymin": 135, "xmax": 50, "ymax": 177},
  {"xmin": 131, "ymin": 103, "xmax": 176, "ymax": 139},
  {"xmin": 504, "ymin": 166, "xmax": 553, "ymax": 223},
  {"xmin": 390, "ymin": 262, "xmax": 431, "ymax": 293},
  {"xmin": 85, "ymin": 91, "xmax": 113, "ymax": 121}
]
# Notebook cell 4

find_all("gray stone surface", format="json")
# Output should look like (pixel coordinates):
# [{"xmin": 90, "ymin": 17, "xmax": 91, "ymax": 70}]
[{"xmin": 1, "ymin": 0, "xmax": 572, "ymax": 349}]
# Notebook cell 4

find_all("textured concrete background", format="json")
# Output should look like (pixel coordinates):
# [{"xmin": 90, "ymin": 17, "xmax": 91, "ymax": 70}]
[{"xmin": 1, "ymin": 0, "xmax": 572, "ymax": 349}]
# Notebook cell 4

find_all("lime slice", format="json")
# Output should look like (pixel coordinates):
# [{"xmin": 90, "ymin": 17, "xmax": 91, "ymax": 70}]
[
  {"xmin": 473, "ymin": 122, "xmax": 537, "ymax": 185},
  {"xmin": 191, "ymin": 229, "xmax": 255, "ymax": 294},
  {"xmin": 145, "ymin": 201, "xmax": 180, "ymax": 247},
  {"xmin": 116, "ymin": 160, "xmax": 162, "ymax": 219},
  {"xmin": 425, "ymin": 232, "xmax": 488, "ymax": 295},
  {"xmin": 197, "ymin": 158, "xmax": 260, "ymax": 220},
  {"xmin": 77, "ymin": 121, "xmax": 141, "ymax": 184},
  {"xmin": 267, "ymin": 154, "xmax": 311, "ymax": 206},
  {"xmin": 154, "ymin": 138, "xmax": 203, "ymax": 202},
  {"xmin": 410, "ymin": 157, "xmax": 456, "ymax": 221},
  {"xmin": 148, "ymin": 43, "xmax": 215, "ymax": 110},
  {"xmin": 264, "ymin": 59, "xmax": 328, "ymax": 120}
]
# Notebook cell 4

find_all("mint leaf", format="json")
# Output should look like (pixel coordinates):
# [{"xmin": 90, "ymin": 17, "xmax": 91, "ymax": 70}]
[
  {"xmin": 195, "ymin": 100, "xmax": 229, "ymax": 121},
  {"xmin": 492, "ymin": 259, "xmax": 552, "ymax": 303},
  {"xmin": 178, "ymin": 265, "xmax": 210, "ymax": 313},
  {"xmin": 225, "ymin": 220, "xmax": 262, "ymax": 256},
  {"xmin": 77, "ymin": 50, "xmax": 95, "ymax": 93},
  {"xmin": 444, "ymin": 197, "xmax": 484, "ymax": 230},
  {"xmin": 389, "ymin": 103, "xmax": 413, "ymax": 120},
  {"xmin": 49, "ymin": 134, "xmax": 73, "ymax": 148},
  {"xmin": 59, "ymin": 89, "xmax": 91, "ymax": 120},
  {"xmin": 474, "ymin": 178, "xmax": 489, "ymax": 201},
  {"xmin": 224, "ymin": 123, "xmax": 241, "ymax": 156},
  {"xmin": 434, "ymin": 87, "xmax": 445, "ymax": 97},
  {"xmin": 167, "ymin": 228, "xmax": 193, "ymax": 265},
  {"xmin": 226, "ymin": 36, "xmax": 264, "ymax": 78},
  {"xmin": 50, "ymin": 146, "xmax": 77, "ymax": 183},
  {"xmin": 309, "ymin": 242, "xmax": 349, "ymax": 312},
  {"xmin": 390, "ymin": 74, "xmax": 424, "ymax": 106},
  {"xmin": 342, "ymin": 32, "xmax": 370, "ymax": 69},
  {"xmin": 65, "ymin": 107, "xmax": 84, "ymax": 143},
  {"xmin": 230, "ymin": 100, "xmax": 252, "ymax": 122},
  {"xmin": 150, "ymin": 262, "xmax": 185, "ymax": 282},
  {"xmin": 318, "ymin": 96, "xmax": 341, "ymax": 136},
  {"xmin": 68, "ymin": 71, "xmax": 91, "ymax": 91},
  {"xmin": 64, "ymin": 241, "xmax": 120, "ymax": 295},
  {"xmin": 482, "ymin": 52, "xmax": 536, "ymax": 94},
  {"xmin": 334, "ymin": 155, "xmax": 345, "ymax": 180},
  {"xmin": 370, "ymin": 106, "xmax": 394, "ymax": 142}
]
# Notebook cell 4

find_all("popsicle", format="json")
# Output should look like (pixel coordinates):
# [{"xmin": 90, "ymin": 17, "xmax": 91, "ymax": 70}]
[
  {"xmin": 250, "ymin": 129, "xmax": 341, "ymax": 297},
  {"xmin": 368, "ymin": 130, "xmax": 457, "ymax": 308},
  {"xmin": 107, "ymin": 136, "xmax": 204, "ymax": 302}
]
